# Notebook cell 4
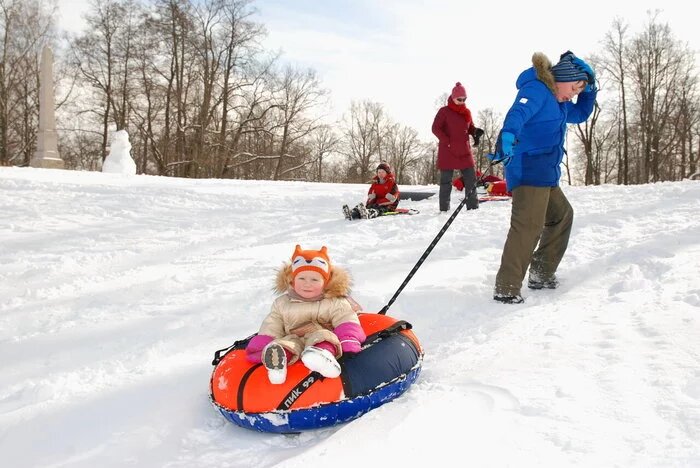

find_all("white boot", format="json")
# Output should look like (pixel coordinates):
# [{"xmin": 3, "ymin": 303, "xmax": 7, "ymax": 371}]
[
  {"xmin": 262, "ymin": 343, "xmax": 287, "ymax": 384},
  {"xmin": 301, "ymin": 346, "xmax": 341, "ymax": 378}
]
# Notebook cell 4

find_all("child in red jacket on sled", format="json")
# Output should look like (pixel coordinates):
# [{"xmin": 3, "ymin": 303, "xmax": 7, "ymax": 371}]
[
  {"xmin": 244, "ymin": 245, "xmax": 366, "ymax": 384},
  {"xmin": 343, "ymin": 162, "xmax": 401, "ymax": 220}
]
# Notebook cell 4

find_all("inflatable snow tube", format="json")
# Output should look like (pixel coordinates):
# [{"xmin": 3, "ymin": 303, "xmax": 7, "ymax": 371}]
[{"xmin": 210, "ymin": 313, "xmax": 423, "ymax": 433}]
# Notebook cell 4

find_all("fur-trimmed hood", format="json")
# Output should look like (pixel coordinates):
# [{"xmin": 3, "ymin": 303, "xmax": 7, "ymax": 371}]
[
  {"xmin": 516, "ymin": 52, "xmax": 556, "ymax": 94},
  {"xmin": 275, "ymin": 263, "xmax": 352, "ymax": 298}
]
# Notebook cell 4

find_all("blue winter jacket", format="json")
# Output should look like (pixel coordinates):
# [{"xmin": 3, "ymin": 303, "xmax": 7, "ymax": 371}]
[{"xmin": 501, "ymin": 60, "xmax": 597, "ymax": 191}]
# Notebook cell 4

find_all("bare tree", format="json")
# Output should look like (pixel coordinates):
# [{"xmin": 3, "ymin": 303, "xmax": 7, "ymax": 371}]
[
  {"xmin": 382, "ymin": 123, "xmax": 422, "ymax": 184},
  {"xmin": 268, "ymin": 66, "xmax": 326, "ymax": 180},
  {"xmin": 476, "ymin": 108, "xmax": 504, "ymax": 178},
  {"xmin": 220, "ymin": 60, "xmax": 278, "ymax": 178},
  {"xmin": 628, "ymin": 11, "xmax": 685, "ymax": 182},
  {"xmin": 410, "ymin": 143, "xmax": 438, "ymax": 185},
  {"xmin": 52, "ymin": 1, "xmax": 700, "ymax": 188},
  {"xmin": 70, "ymin": 0, "xmax": 137, "ymax": 161},
  {"xmin": 128, "ymin": 11, "xmax": 165, "ymax": 174},
  {"xmin": 215, "ymin": 0, "xmax": 265, "ymax": 175},
  {"xmin": 576, "ymin": 97, "xmax": 622, "ymax": 186},
  {"xmin": 594, "ymin": 11, "xmax": 699, "ymax": 185},
  {"xmin": 189, "ymin": 0, "xmax": 227, "ymax": 171},
  {"xmin": 0, "ymin": 0, "xmax": 56, "ymax": 166},
  {"xmin": 573, "ymin": 98, "xmax": 603, "ymax": 185},
  {"xmin": 342, "ymin": 100, "xmax": 384, "ymax": 182},
  {"xmin": 309, "ymin": 124, "xmax": 338, "ymax": 181},
  {"xmin": 671, "ymin": 62, "xmax": 699, "ymax": 179},
  {"xmin": 601, "ymin": 18, "xmax": 632, "ymax": 184}
]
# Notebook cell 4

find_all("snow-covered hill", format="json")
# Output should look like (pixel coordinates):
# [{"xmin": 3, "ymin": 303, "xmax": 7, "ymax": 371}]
[{"xmin": 1, "ymin": 167, "xmax": 699, "ymax": 467}]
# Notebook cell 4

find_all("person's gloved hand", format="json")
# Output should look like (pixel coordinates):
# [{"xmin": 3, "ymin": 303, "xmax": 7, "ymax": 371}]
[
  {"xmin": 500, "ymin": 131, "xmax": 515, "ymax": 158},
  {"xmin": 473, "ymin": 128, "xmax": 484, "ymax": 146},
  {"xmin": 245, "ymin": 334, "xmax": 275, "ymax": 363},
  {"xmin": 572, "ymin": 56, "xmax": 597, "ymax": 92},
  {"xmin": 489, "ymin": 131, "xmax": 515, "ymax": 166},
  {"xmin": 334, "ymin": 322, "xmax": 366, "ymax": 355},
  {"xmin": 487, "ymin": 152, "xmax": 511, "ymax": 167}
]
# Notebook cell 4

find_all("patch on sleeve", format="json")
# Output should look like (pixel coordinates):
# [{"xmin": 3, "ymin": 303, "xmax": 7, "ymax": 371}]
[{"xmin": 519, "ymin": 97, "xmax": 529, "ymax": 104}]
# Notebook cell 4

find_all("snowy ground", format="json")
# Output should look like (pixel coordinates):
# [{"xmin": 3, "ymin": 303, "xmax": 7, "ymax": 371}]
[{"xmin": 1, "ymin": 167, "xmax": 699, "ymax": 467}]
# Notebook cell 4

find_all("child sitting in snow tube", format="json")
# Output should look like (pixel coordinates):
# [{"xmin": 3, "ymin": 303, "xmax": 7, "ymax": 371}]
[
  {"xmin": 244, "ymin": 245, "xmax": 365, "ymax": 383},
  {"xmin": 210, "ymin": 245, "xmax": 422, "ymax": 433}
]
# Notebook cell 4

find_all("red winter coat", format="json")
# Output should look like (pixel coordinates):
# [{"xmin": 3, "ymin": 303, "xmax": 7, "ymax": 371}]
[
  {"xmin": 367, "ymin": 173, "xmax": 400, "ymax": 209},
  {"xmin": 432, "ymin": 102, "xmax": 477, "ymax": 170}
]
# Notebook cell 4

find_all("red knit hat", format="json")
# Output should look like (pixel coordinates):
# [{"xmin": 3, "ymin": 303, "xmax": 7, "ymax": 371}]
[
  {"xmin": 451, "ymin": 82, "xmax": 467, "ymax": 100},
  {"xmin": 290, "ymin": 245, "xmax": 331, "ymax": 284},
  {"xmin": 377, "ymin": 162, "xmax": 392, "ymax": 174}
]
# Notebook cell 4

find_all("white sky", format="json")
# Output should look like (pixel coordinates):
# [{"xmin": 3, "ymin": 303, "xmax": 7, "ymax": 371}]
[
  {"xmin": 1, "ymin": 166, "xmax": 699, "ymax": 466},
  {"xmin": 58, "ymin": 0, "xmax": 700, "ymax": 140},
  {"xmin": 255, "ymin": 0, "xmax": 700, "ymax": 140}
]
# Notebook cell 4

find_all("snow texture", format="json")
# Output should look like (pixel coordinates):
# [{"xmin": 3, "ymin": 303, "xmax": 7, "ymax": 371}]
[{"xmin": 1, "ymin": 167, "xmax": 699, "ymax": 467}]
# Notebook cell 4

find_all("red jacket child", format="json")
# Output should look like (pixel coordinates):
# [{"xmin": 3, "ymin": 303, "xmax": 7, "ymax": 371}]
[{"xmin": 367, "ymin": 163, "xmax": 400, "ymax": 210}]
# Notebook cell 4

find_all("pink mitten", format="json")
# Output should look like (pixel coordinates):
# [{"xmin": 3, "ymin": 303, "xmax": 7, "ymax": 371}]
[
  {"xmin": 245, "ymin": 334, "xmax": 274, "ymax": 363},
  {"xmin": 334, "ymin": 322, "xmax": 366, "ymax": 354}
]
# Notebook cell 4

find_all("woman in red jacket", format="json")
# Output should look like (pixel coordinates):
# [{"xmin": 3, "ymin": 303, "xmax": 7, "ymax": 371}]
[{"xmin": 431, "ymin": 82, "xmax": 483, "ymax": 212}]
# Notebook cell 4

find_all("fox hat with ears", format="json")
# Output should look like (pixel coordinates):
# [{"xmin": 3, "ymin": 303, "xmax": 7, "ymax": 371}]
[{"xmin": 275, "ymin": 245, "xmax": 351, "ymax": 298}]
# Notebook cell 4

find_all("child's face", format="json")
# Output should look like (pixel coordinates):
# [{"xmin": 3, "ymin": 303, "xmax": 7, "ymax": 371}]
[
  {"xmin": 554, "ymin": 80, "xmax": 586, "ymax": 102},
  {"xmin": 377, "ymin": 169, "xmax": 388, "ymax": 179},
  {"xmin": 293, "ymin": 271, "xmax": 325, "ymax": 298}
]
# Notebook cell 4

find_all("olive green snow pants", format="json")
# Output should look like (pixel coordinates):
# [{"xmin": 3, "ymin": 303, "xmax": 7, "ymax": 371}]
[{"xmin": 494, "ymin": 186, "xmax": 574, "ymax": 296}]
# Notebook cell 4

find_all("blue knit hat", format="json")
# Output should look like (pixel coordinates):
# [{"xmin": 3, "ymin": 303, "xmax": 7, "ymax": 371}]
[{"xmin": 551, "ymin": 51, "xmax": 589, "ymax": 83}]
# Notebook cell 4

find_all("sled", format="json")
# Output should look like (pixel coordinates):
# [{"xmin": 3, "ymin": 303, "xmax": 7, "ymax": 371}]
[
  {"xmin": 210, "ymin": 313, "xmax": 423, "ymax": 433},
  {"xmin": 400, "ymin": 191, "xmax": 436, "ymax": 201},
  {"xmin": 380, "ymin": 208, "xmax": 420, "ymax": 216},
  {"xmin": 478, "ymin": 195, "xmax": 512, "ymax": 203}
]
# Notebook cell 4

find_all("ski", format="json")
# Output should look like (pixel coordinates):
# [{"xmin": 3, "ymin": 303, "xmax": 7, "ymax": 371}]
[
  {"xmin": 478, "ymin": 196, "xmax": 511, "ymax": 203},
  {"xmin": 380, "ymin": 208, "xmax": 420, "ymax": 216}
]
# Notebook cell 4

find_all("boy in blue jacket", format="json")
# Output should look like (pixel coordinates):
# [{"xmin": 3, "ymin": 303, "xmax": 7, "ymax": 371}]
[{"xmin": 491, "ymin": 51, "xmax": 597, "ymax": 304}]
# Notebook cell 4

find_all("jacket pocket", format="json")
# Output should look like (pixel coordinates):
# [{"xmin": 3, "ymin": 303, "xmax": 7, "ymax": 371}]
[
  {"xmin": 521, "ymin": 150, "xmax": 557, "ymax": 183},
  {"xmin": 448, "ymin": 135, "xmax": 468, "ymax": 157},
  {"xmin": 521, "ymin": 146, "xmax": 555, "ymax": 157}
]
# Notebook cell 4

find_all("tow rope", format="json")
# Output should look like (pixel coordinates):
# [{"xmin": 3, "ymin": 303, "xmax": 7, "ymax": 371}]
[{"xmin": 379, "ymin": 162, "xmax": 500, "ymax": 315}]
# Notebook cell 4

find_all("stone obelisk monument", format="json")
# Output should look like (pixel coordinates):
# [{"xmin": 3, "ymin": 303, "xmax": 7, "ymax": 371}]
[{"xmin": 31, "ymin": 46, "xmax": 64, "ymax": 169}]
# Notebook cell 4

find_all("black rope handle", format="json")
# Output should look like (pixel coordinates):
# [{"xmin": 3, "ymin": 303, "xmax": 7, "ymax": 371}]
[
  {"xmin": 379, "ymin": 163, "xmax": 500, "ymax": 315},
  {"xmin": 211, "ymin": 334, "xmax": 256, "ymax": 365}
]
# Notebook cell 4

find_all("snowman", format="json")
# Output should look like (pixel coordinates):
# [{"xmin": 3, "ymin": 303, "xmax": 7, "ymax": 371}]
[{"xmin": 102, "ymin": 130, "xmax": 136, "ymax": 175}]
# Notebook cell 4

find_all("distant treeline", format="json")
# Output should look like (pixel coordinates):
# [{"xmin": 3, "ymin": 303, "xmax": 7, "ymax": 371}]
[{"xmin": 1, "ymin": 1, "xmax": 697, "ymax": 185}]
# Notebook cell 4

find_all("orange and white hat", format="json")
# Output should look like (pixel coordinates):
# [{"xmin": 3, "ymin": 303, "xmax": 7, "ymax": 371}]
[{"xmin": 290, "ymin": 245, "xmax": 331, "ymax": 284}]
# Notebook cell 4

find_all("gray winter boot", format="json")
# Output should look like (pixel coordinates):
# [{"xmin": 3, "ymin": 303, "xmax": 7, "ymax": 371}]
[
  {"xmin": 356, "ymin": 203, "xmax": 370, "ymax": 220},
  {"xmin": 528, "ymin": 272, "xmax": 559, "ymax": 290}
]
